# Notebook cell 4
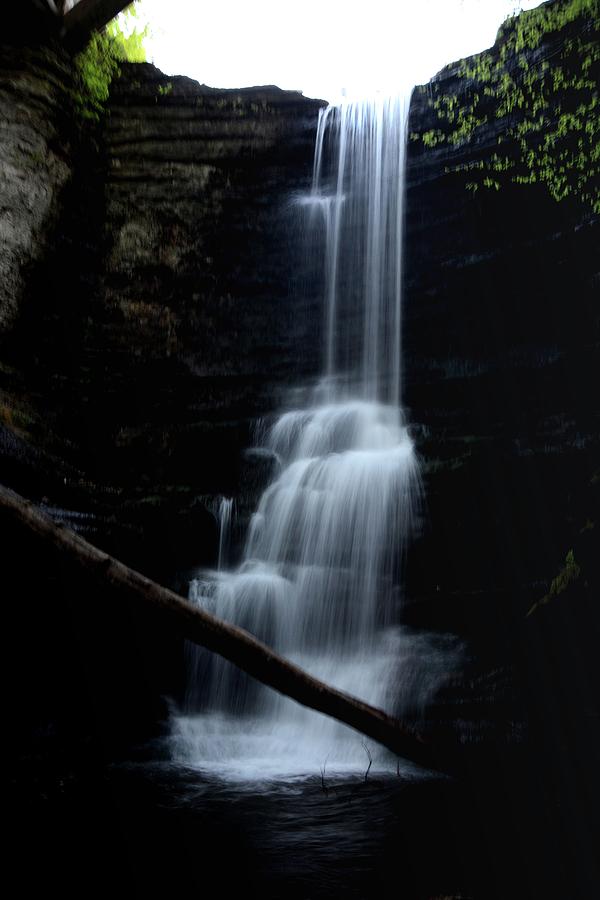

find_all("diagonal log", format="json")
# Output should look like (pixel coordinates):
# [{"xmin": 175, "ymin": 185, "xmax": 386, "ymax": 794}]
[
  {"xmin": 0, "ymin": 482, "xmax": 443, "ymax": 772},
  {"xmin": 62, "ymin": 0, "xmax": 135, "ymax": 51}
]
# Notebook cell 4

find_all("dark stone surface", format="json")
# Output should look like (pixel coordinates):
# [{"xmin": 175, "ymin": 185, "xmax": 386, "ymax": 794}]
[
  {"xmin": 396, "ymin": 18, "xmax": 599, "ymax": 822},
  {"xmin": 1, "ymin": 53, "xmax": 326, "ymax": 751},
  {"xmin": 1, "ymin": 60, "xmax": 325, "ymax": 571},
  {"xmin": 0, "ymin": 41, "xmax": 73, "ymax": 332}
]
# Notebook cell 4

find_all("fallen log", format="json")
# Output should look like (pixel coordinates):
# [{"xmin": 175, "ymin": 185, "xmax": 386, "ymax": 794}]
[
  {"xmin": 62, "ymin": 0, "xmax": 134, "ymax": 51},
  {"xmin": 0, "ymin": 483, "xmax": 442, "ymax": 772}
]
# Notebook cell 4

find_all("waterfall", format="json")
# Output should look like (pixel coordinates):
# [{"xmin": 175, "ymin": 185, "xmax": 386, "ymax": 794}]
[
  {"xmin": 173, "ymin": 93, "xmax": 444, "ymax": 778},
  {"xmin": 310, "ymin": 95, "xmax": 409, "ymax": 407},
  {"xmin": 217, "ymin": 497, "xmax": 234, "ymax": 571}
]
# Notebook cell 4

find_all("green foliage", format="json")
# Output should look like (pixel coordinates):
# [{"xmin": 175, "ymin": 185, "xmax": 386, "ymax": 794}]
[
  {"xmin": 74, "ymin": 3, "xmax": 148, "ymax": 120},
  {"xmin": 411, "ymin": 0, "xmax": 600, "ymax": 212},
  {"xmin": 74, "ymin": 31, "xmax": 121, "ymax": 120},
  {"xmin": 106, "ymin": 5, "xmax": 149, "ymax": 63},
  {"xmin": 527, "ymin": 549, "xmax": 581, "ymax": 616}
]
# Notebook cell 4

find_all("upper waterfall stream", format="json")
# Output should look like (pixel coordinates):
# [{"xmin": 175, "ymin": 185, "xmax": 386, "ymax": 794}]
[{"xmin": 173, "ymin": 93, "xmax": 454, "ymax": 778}]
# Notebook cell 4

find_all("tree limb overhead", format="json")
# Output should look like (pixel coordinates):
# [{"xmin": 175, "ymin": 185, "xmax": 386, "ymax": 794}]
[{"xmin": 62, "ymin": 0, "xmax": 134, "ymax": 51}]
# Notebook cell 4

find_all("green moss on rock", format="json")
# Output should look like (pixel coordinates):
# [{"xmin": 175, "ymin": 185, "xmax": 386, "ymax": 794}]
[
  {"xmin": 412, "ymin": 0, "xmax": 600, "ymax": 211},
  {"xmin": 527, "ymin": 548, "xmax": 581, "ymax": 616}
]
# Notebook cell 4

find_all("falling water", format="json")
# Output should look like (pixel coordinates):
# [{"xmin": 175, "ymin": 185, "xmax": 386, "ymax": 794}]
[
  {"xmin": 217, "ymin": 497, "xmax": 234, "ymax": 571},
  {"xmin": 173, "ymin": 93, "xmax": 447, "ymax": 778},
  {"xmin": 310, "ymin": 96, "xmax": 409, "ymax": 407}
]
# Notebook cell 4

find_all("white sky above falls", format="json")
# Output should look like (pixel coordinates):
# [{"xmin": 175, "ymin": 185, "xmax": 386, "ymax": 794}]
[{"xmin": 133, "ymin": 0, "xmax": 543, "ymax": 100}]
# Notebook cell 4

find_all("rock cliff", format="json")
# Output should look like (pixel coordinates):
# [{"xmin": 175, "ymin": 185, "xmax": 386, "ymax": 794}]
[
  {"xmin": 1, "ymin": 57, "xmax": 325, "ymax": 579},
  {"xmin": 0, "ymin": 44, "xmax": 73, "ymax": 333}
]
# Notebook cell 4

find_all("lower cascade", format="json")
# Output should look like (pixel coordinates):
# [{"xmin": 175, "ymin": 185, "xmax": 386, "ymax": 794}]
[{"xmin": 173, "ymin": 94, "xmax": 449, "ymax": 777}]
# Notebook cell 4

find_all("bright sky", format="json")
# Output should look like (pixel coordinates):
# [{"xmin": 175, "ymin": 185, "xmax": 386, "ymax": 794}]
[{"xmin": 132, "ymin": 0, "xmax": 542, "ymax": 100}]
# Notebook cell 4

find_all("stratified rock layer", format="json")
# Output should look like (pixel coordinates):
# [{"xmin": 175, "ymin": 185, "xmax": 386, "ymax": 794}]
[
  {"xmin": 0, "ymin": 44, "xmax": 73, "ymax": 333},
  {"xmin": 2, "ymin": 60, "xmax": 325, "ymax": 577}
]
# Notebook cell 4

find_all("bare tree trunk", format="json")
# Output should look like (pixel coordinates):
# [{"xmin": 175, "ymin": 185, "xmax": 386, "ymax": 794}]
[{"xmin": 0, "ymin": 483, "xmax": 443, "ymax": 772}]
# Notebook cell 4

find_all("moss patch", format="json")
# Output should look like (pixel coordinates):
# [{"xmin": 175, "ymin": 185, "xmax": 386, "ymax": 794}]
[
  {"xmin": 411, "ymin": 0, "xmax": 600, "ymax": 212},
  {"xmin": 527, "ymin": 548, "xmax": 581, "ymax": 616}
]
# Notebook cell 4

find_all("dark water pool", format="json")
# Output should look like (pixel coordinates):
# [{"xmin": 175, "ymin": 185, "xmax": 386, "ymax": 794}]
[{"xmin": 11, "ymin": 738, "xmax": 597, "ymax": 900}]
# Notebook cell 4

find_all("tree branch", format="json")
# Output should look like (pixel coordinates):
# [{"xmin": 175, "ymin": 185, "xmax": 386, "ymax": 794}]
[{"xmin": 62, "ymin": 0, "xmax": 134, "ymax": 51}]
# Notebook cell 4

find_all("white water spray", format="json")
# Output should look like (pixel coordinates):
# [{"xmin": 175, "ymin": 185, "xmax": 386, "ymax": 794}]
[{"xmin": 173, "ymin": 93, "xmax": 448, "ymax": 778}]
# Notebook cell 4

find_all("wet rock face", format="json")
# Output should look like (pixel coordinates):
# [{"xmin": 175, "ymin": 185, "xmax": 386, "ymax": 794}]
[
  {"xmin": 94, "ymin": 67, "xmax": 324, "ymax": 507},
  {"xmin": 90, "ymin": 67, "xmax": 325, "ymax": 549},
  {"xmin": 103, "ymin": 65, "xmax": 324, "ymax": 377},
  {"xmin": 1, "ymin": 60, "xmax": 325, "ymax": 577},
  {"xmin": 398, "ymin": 13, "xmax": 599, "ymax": 768},
  {"xmin": 0, "ymin": 44, "xmax": 73, "ymax": 334},
  {"xmin": 1, "ymin": 57, "xmax": 326, "ymax": 749},
  {"xmin": 402, "ymin": 46, "xmax": 599, "ymax": 623}
]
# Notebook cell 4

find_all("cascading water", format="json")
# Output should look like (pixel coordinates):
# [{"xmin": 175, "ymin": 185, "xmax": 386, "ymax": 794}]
[
  {"xmin": 310, "ymin": 95, "xmax": 409, "ymax": 407},
  {"xmin": 216, "ymin": 497, "xmax": 234, "ymax": 571},
  {"xmin": 173, "ymin": 92, "xmax": 447, "ymax": 778}
]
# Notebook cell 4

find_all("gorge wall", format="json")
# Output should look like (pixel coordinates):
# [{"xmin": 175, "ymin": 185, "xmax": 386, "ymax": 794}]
[
  {"xmin": 1, "ymin": 57, "xmax": 324, "ymax": 580},
  {"xmin": 1, "ymin": 46, "xmax": 325, "ymax": 751},
  {"xmin": 1, "ymin": 3, "xmax": 598, "ymax": 768}
]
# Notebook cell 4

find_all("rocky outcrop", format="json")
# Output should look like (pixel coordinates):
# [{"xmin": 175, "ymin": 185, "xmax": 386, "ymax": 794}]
[
  {"xmin": 402, "ymin": 7, "xmax": 599, "ymax": 619},
  {"xmin": 1, "ymin": 52, "xmax": 325, "ymax": 750},
  {"xmin": 1, "ymin": 59, "xmax": 325, "ymax": 579},
  {"xmin": 90, "ymin": 66, "xmax": 325, "ymax": 536},
  {"xmin": 0, "ymin": 44, "xmax": 73, "ymax": 333},
  {"xmin": 400, "ymin": 4, "xmax": 599, "ymax": 785}
]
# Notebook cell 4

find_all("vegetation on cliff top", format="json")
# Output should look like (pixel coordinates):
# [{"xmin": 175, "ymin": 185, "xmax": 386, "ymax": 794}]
[
  {"xmin": 74, "ymin": 3, "xmax": 148, "ymax": 119},
  {"xmin": 411, "ymin": 0, "xmax": 600, "ymax": 212}
]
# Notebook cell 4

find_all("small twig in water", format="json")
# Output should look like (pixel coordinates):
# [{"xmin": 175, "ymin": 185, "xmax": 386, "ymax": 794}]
[{"xmin": 361, "ymin": 741, "xmax": 373, "ymax": 783}]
